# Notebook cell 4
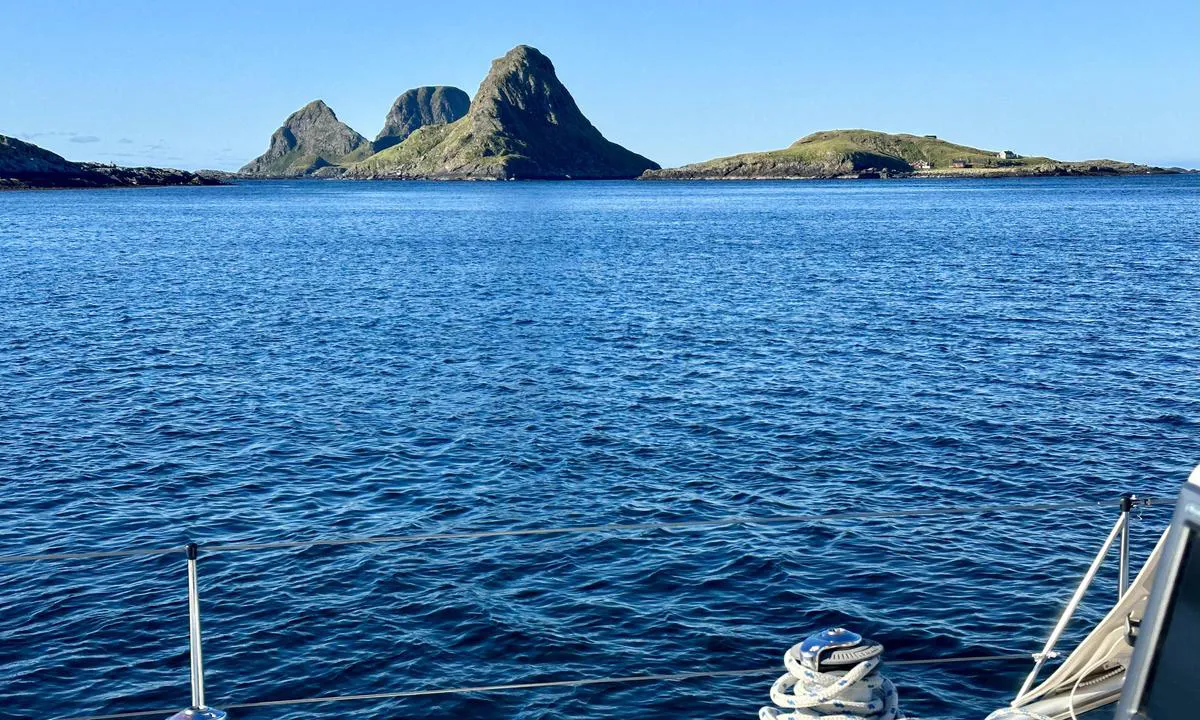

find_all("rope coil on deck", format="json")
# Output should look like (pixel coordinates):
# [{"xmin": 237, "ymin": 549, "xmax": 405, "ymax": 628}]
[
  {"xmin": 761, "ymin": 632, "xmax": 899, "ymax": 720},
  {"xmin": 985, "ymin": 710, "xmax": 1053, "ymax": 720}
]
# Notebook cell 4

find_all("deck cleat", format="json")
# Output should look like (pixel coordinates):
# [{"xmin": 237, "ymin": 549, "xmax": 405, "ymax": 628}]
[
  {"xmin": 798, "ymin": 627, "xmax": 864, "ymax": 671},
  {"xmin": 766, "ymin": 629, "xmax": 897, "ymax": 719}
]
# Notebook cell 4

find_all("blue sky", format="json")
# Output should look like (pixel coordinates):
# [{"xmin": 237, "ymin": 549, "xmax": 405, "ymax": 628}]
[{"xmin": 3, "ymin": 0, "xmax": 1197, "ymax": 170}]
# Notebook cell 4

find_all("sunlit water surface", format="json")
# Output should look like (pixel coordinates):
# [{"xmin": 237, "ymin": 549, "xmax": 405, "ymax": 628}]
[{"xmin": 1, "ymin": 177, "xmax": 1198, "ymax": 719}]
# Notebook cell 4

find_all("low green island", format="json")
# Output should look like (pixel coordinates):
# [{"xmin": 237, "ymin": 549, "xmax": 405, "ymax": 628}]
[{"xmin": 641, "ymin": 129, "xmax": 1172, "ymax": 180}]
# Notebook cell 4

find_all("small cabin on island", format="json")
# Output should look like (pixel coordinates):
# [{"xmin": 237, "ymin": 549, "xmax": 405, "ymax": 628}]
[
  {"xmin": 997, "ymin": 150, "xmax": 1017, "ymax": 159},
  {"xmin": 951, "ymin": 159, "xmax": 971, "ymax": 168},
  {"xmin": 912, "ymin": 160, "xmax": 933, "ymax": 169},
  {"xmin": 923, "ymin": 134, "xmax": 937, "ymax": 139}
]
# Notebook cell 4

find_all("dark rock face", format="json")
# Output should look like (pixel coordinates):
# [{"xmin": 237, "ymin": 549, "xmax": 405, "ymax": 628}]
[
  {"xmin": 462, "ymin": 45, "xmax": 660, "ymax": 178},
  {"xmin": 642, "ymin": 152, "xmax": 911, "ymax": 180},
  {"xmin": 350, "ymin": 45, "xmax": 660, "ymax": 179},
  {"xmin": 240, "ymin": 100, "xmax": 370, "ymax": 177},
  {"xmin": 80, "ymin": 163, "xmax": 224, "ymax": 187},
  {"xmin": 0, "ymin": 134, "xmax": 220, "ymax": 189},
  {"xmin": 0, "ymin": 134, "xmax": 81, "ymax": 177},
  {"xmin": 374, "ymin": 86, "xmax": 470, "ymax": 151}
]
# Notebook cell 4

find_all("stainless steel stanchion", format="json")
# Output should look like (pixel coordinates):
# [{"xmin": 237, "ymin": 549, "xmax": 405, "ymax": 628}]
[
  {"xmin": 167, "ymin": 543, "xmax": 226, "ymax": 720},
  {"xmin": 1118, "ymin": 493, "xmax": 1134, "ymax": 600}
]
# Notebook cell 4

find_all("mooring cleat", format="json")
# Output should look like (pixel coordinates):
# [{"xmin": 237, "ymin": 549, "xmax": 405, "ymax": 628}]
[{"xmin": 798, "ymin": 627, "xmax": 864, "ymax": 671}]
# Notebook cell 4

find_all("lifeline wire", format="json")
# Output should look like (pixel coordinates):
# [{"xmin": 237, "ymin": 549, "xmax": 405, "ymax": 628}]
[
  {"xmin": 59, "ymin": 653, "xmax": 1032, "ymax": 720},
  {"xmin": 1, "ymin": 496, "xmax": 1171, "ymax": 565}
]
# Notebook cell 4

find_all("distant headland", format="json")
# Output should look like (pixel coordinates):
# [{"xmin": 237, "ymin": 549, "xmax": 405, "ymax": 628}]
[
  {"xmin": 1, "ymin": 44, "xmax": 1183, "ymax": 189},
  {"xmin": 0, "ymin": 134, "xmax": 220, "ymax": 190}
]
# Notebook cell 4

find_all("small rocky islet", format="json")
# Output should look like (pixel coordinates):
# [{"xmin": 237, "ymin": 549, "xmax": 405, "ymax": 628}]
[{"xmin": 1, "ymin": 44, "xmax": 1178, "ymax": 189}]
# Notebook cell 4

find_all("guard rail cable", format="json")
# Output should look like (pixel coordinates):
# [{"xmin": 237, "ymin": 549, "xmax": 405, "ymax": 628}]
[{"xmin": 0, "ymin": 493, "xmax": 1166, "ymax": 719}]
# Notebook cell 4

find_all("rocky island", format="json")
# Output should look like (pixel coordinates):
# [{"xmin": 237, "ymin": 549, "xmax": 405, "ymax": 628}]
[
  {"xmin": 642, "ymin": 130, "xmax": 1172, "ymax": 180},
  {"xmin": 347, "ymin": 46, "xmax": 659, "ymax": 180},
  {"xmin": 240, "ymin": 45, "xmax": 659, "ymax": 180},
  {"xmin": 373, "ymin": 86, "xmax": 470, "ymax": 151},
  {"xmin": 0, "ymin": 134, "xmax": 221, "ymax": 190},
  {"xmin": 238, "ymin": 99, "xmax": 373, "ymax": 177}
]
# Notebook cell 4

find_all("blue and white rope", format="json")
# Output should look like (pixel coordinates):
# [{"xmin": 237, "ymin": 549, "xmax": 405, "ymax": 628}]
[{"xmin": 760, "ymin": 641, "xmax": 900, "ymax": 720}]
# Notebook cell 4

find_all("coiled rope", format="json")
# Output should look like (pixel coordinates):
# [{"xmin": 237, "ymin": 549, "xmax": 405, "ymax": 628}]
[
  {"xmin": 985, "ymin": 711, "xmax": 1052, "ymax": 720},
  {"xmin": 761, "ymin": 635, "xmax": 898, "ymax": 720}
]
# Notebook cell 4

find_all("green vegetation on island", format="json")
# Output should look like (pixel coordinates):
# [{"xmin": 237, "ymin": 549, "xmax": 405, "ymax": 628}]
[
  {"xmin": 348, "ymin": 46, "xmax": 658, "ymax": 180},
  {"xmin": 239, "ymin": 100, "xmax": 372, "ymax": 177},
  {"xmin": 641, "ymin": 129, "xmax": 1172, "ymax": 179},
  {"xmin": 240, "ymin": 45, "xmax": 659, "ymax": 180},
  {"xmin": 374, "ymin": 86, "xmax": 470, "ymax": 152},
  {"xmin": 234, "ymin": 52, "xmax": 1175, "ymax": 183}
]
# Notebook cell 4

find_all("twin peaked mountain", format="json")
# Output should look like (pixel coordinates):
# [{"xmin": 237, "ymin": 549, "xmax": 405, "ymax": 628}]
[{"xmin": 240, "ymin": 45, "xmax": 658, "ymax": 180}]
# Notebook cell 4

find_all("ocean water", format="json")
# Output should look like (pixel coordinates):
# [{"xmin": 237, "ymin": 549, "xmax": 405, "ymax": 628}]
[{"xmin": 1, "ymin": 176, "xmax": 1198, "ymax": 720}]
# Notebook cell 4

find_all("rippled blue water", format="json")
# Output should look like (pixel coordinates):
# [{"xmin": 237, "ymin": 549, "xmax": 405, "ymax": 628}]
[{"xmin": 1, "ymin": 177, "xmax": 1198, "ymax": 720}]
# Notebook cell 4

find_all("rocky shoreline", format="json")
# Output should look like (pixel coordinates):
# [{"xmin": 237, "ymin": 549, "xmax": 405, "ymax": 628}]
[
  {"xmin": 218, "ymin": 164, "xmax": 1182, "ymax": 183},
  {"xmin": 640, "ymin": 165, "xmax": 1178, "ymax": 181},
  {"xmin": 0, "ymin": 135, "xmax": 222, "ymax": 190},
  {"xmin": 639, "ymin": 130, "xmax": 1176, "ymax": 181}
]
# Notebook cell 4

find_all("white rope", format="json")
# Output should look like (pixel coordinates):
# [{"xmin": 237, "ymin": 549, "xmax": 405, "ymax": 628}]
[
  {"xmin": 1067, "ymin": 632, "xmax": 1126, "ymax": 720},
  {"xmin": 984, "ymin": 710, "xmax": 1053, "ymax": 720},
  {"xmin": 760, "ymin": 639, "xmax": 899, "ymax": 720}
]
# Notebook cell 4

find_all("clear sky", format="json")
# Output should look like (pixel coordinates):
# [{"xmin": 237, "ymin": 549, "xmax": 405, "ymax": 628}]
[{"xmin": 3, "ymin": 0, "xmax": 1197, "ymax": 170}]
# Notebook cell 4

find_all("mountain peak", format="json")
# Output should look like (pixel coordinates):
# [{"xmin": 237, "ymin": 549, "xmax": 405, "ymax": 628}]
[
  {"xmin": 241, "ymin": 99, "xmax": 369, "ymax": 176},
  {"xmin": 471, "ymin": 44, "xmax": 570, "ymax": 128},
  {"xmin": 496, "ymin": 44, "xmax": 553, "ymax": 69},
  {"xmin": 350, "ymin": 45, "xmax": 658, "ymax": 179},
  {"xmin": 461, "ymin": 44, "xmax": 659, "ymax": 178},
  {"xmin": 292, "ymin": 99, "xmax": 336, "ymax": 119},
  {"xmin": 374, "ymin": 86, "xmax": 470, "ymax": 151}
]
